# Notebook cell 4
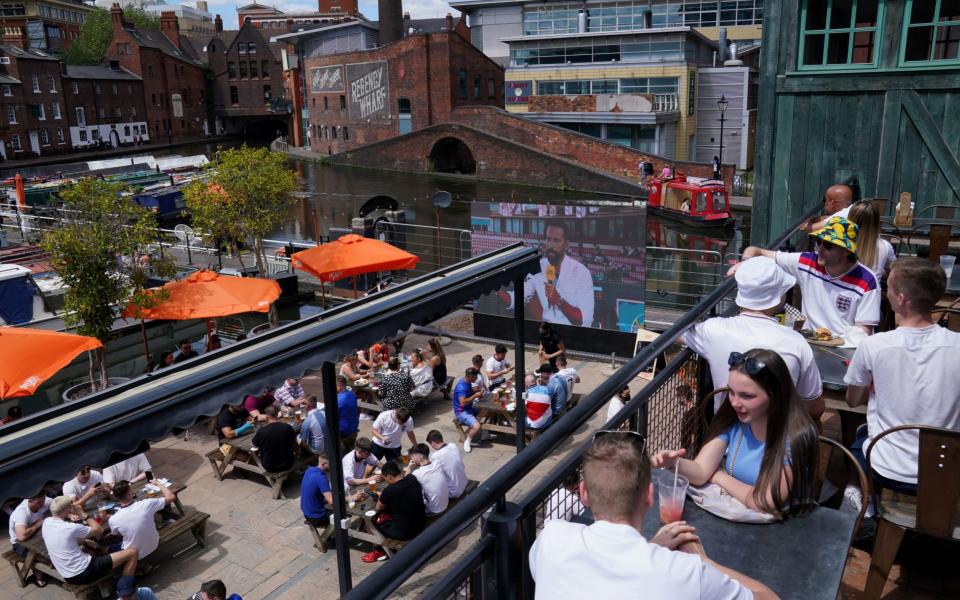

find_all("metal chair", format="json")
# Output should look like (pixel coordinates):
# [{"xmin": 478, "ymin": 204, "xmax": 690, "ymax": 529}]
[
  {"xmin": 863, "ymin": 425, "xmax": 960, "ymax": 599},
  {"xmin": 816, "ymin": 436, "xmax": 869, "ymax": 536}
]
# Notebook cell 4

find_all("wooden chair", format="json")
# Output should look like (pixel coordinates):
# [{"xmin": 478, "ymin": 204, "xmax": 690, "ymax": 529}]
[
  {"xmin": 699, "ymin": 387, "xmax": 730, "ymax": 431},
  {"xmin": 863, "ymin": 425, "xmax": 960, "ymax": 599},
  {"xmin": 931, "ymin": 307, "xmax": 960, "ymax": 332}
]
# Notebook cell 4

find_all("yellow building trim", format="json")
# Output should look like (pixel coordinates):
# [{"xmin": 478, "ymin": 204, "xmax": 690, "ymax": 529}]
[{"xmin": 694, "ymin": 25, "xmax": 762, "ymax": 42}]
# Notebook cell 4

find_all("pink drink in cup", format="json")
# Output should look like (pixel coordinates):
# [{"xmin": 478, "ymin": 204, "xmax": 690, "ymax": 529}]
[{"xmin": 653, "ymin": 469, "xmax": 689, "ymax": 524}]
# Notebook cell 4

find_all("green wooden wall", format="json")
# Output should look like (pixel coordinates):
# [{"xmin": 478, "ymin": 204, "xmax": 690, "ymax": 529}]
[{"xmin": 752, "ymin": 0, "xmax": 960, "ymax": 244}]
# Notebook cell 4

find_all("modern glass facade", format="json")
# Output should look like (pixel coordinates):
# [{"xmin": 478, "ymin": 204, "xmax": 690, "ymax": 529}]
[
  {"xmin": 537, "ymin": 77, "xmax": 679, "ymax": 95},
  {"xmin": 510, "ymin": 34, "xmax": 686, "ymax": 66},
  {"xmin": 557, "ymin": 121, "xmax": 658, "ymax": 152}
]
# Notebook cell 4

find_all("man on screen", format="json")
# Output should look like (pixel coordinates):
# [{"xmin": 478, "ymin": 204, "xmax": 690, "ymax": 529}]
[{"xmin": 523, "ymin": 223, "xmax": 595, "ymax": 327}]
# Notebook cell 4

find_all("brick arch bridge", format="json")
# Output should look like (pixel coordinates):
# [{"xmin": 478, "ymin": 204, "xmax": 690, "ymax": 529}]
[{"xmin": 328, "ymin": 106, "xmax": 733, "ymax": 196}]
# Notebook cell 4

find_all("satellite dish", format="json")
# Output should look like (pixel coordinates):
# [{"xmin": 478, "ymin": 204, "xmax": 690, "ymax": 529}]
[
  {"xmin": 174, "ymin": 224, "xmax": 201, "ymax": 246},
  {"xmin": 431, "ymin": 190, "xmax": 453, "ymax": 209}
]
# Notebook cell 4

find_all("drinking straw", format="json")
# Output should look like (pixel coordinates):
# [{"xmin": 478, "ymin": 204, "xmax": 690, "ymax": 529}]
[{"xmin": 672, "ymin": 461, "xmax": 680, "ymax": 499}]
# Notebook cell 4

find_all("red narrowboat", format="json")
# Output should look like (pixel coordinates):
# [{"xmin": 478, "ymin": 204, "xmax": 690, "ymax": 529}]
[{"xmin": 645, "ymin": 174, "xmax": 733, "ymax": 229}]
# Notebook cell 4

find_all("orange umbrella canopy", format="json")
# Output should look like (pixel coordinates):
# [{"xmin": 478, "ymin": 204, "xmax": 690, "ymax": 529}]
[
  {"xmin": 291, "ymin": 234, "xmax": 420, "ymax": 283},
  {"xmin": 123, "ymin": 269, "xmax": 281, "ymax": 320},
  {"xmin": 0, "ymin": 327, "xmax": 102, "ymax": 398}
]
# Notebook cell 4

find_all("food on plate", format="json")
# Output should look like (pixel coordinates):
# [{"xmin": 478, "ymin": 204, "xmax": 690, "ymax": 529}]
[
  {"xmin": 813, "ymin": 327, "xmax": 833, "ymax": 341},
  {"xmin": 354, "ymin": 378, "xmax": 369, "ymax": 386}
]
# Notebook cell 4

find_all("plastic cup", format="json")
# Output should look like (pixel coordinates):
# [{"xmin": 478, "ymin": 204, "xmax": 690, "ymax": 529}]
[
  {"xmin": 940, "ymin": 255, "xmax": 956, "ymax": 278},
  {"xmin": 368, "ymin": 481, "xmax": 377, "ymax": 493},
  {"xmin": 653, "ymin": 469, "xmax": 689, "ymax": 525}
]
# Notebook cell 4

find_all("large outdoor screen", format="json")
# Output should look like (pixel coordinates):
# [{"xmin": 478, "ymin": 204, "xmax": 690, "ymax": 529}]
[{"xmin": 472, "ymin": 201, "xmax": 646, "ymax": 333}]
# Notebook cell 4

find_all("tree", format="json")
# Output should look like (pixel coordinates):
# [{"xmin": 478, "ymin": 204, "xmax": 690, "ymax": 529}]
[
  {"xmin": 183, "ymin": 145, "xmax": 298, "ymax": 275},
  {"xmin": 41, "ymin": 179, "xmax": 173, "ymax": 392},
  {"xmin": 66, "ymin": 6, "xmax": 161, "ymax": 65}
]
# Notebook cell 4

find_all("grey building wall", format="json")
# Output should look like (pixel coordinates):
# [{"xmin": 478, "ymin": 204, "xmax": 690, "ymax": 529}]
[{"xmin": 694, "ymin": 66, "xmax": 755, "ymax": 169}]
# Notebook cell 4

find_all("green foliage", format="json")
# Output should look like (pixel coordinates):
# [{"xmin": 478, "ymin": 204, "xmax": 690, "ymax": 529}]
[
  {"xmin": 184, "ymin": 145, "xmax": 298, "ymax": 274},
  {"xmin": 41, "ymin": 179, "xmax": 174, "ymax": 388},
  {"xmin": 66, "ymin": 6, "xmax": 162, "ymax": 66}
]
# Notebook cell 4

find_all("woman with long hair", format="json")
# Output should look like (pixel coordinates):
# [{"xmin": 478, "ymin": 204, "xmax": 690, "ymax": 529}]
[
  {"xmin": 848, "ymin": 200, "xmax": 896, "ymax": 277},
  {"xmin": 423, "ymin": 337, "xmax": 447, "ymax": 390},
  {"xmin": 652, "ymin": 348, "xmax": 819, "ymax": 517},
  {"xmin": 339, "ymin": 353, "xmax": 364, "ymax": 382},
  {"xmin": 537, "ymin": 322, "xmax": 565, "ymax": 366}
]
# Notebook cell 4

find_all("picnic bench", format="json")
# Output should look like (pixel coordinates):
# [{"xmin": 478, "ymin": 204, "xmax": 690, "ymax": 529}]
[
  {"xmin": 206, "ymin": 422, "xmax": 316, "ymax": 499},
  {"xmin": 453, "ymin": 397, "xmax": 540, "ymax": 444}
]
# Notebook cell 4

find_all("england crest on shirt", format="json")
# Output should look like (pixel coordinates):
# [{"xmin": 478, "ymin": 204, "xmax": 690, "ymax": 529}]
[{"xmin": 836, "ymin": 295, "xmax": 852, "ymax": 312}]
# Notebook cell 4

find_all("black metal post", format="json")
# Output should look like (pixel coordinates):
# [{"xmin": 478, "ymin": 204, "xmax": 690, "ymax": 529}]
[
  {"xmin": 186, "ymin": 236, "xmax": 193, "ymax": 265},
  {"xmin": 321, "ymin": 361, "xmax": 352, "ymax": 594},
  {"xmin": 513, "ymin": 274, "xmax": 526, "ymax": 453},
  {"xmin": 717, "ymin": 94, "xmax": 728, "ymax": 167},
  {"xmin": 483, "ymin": 500, "xmax": 523, "ymax": 600}
]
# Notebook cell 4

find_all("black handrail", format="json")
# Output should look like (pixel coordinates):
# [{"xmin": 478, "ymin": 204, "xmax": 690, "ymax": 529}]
[{"xmin": 343, "ymin": 205, "xmax": 821, "ymax": 599}]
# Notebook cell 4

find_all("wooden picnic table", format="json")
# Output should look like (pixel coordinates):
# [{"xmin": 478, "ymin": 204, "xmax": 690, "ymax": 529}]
[
  {"xmin": 475, "ymin": 390, "xmax": 540, "ymax": 442},
  {"xmin": 81, "ymin": 478, "xmax": 187, "ymax": 517}
]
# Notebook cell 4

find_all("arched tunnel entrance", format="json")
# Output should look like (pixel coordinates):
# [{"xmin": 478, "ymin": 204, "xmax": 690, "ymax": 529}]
[{"xmin": 428, "ymin": 137, "xmax": 477, "ymax": 175}]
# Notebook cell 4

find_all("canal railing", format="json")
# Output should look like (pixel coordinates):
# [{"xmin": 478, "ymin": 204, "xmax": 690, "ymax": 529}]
[{"xmin": 341, "ymin": 204, "xmax": 819, "ymax": 600}]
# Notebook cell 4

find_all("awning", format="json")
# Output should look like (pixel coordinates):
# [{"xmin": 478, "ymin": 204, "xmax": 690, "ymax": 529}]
[{"xmin": 0, "ymin": 244, "xmax": 539, "ymax": 499}]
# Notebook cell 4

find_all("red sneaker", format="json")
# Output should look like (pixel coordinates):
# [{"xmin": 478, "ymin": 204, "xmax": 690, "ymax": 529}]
[{"xmin": 362, "ymin": 549, "xmax": 388, "ymax": 563}]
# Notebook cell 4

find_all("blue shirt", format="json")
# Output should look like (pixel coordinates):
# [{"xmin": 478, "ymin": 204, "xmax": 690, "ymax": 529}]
[
  {"xmin": 299, "ymin": 410, "xmax": 326, "ymax": 454},
  {"xmin": 118, "ymin": 588, "xmax": 158, "ymax": 600},
  {"xmin": 717, "ymin": 422, "xmax": 765, "ymax": 485},
  {"xmin": 338, "ymin": 389, "xmax": 359, "ymax": 436},
  {"xmin": 547, "ymin": 375, "xmax": 569, "ymax": 415},
  {"xmin": 300, "ymin": 466, "xmax": 331, "ymax": 520},
  {"xmin": 452, "ymin": 378, "xmax": 478, "ymax": 416}
]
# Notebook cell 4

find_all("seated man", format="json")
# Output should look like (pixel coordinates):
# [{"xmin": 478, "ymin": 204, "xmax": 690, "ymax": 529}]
[
  {"xmin": 484, "ymin": 344, "xmax": 514, "ymax": 391},
  {"xmin": 371, "ymin": 407, "xmax": 417, "ymax": 461},
  {"xmin": 242, "ymin": 388, "xmax": 276, "ymax": 422},
  {"xmin": 529, "ymin": 432, "xmax": 775, "ymax": 599},
  {"xmin": 190, "ymin": 580, "xmax": 231, "ymax": 600},
  {"xmin": 342, "ymin": 437, "xmax": 381, "ymax": 489},
  {"xmin": 103, "ymin": 453, "xmax": 152, "ymax": 485},
  {"xmin": 173, "ymin": 339, "xmax": 199, "ymax": 364},
  {"xmin": 544, "ymin": 472, "xmax": 583, "ymax": 522},
  {"xmin": 802, "ymin": 183, "xmax": 854, "ymax": 233},
  {"xmin": 336, "ymin": 377, "xmax": 360, "ymax": 451},
  {"xmin": 109, "ymin": 479, "xmax": 176, "ymax": 559},
  {"xmin": 64, "ymin": 465, "xmax": 111, "ymax": 508},
  {"xmin": 8, "ymin": 492, "xmax": 52, "ymax": 587},
  {"xmin": 470, "ymin": 355, "xmax": 492, "ymax": 399},
  {"xmin": 299, "ymin": 396, "xmax": 326, "ymax": 455},
  {"xmin": 525, "ymin": 373, "xmax": 553, "ymax": 431},
  {"xmin": 379, "ymin": 357, "xmax": 415, "ymax": 411},
  {"xmin": 554, "ymin": 354, "xmax": 580, "ymax": 400},
  {"xmin": 362, "ymin": 460, "xmax": 426, "ymax": 563},
  {"xmin": 453, "ymin": 368, "xmax": 484, "ymax": 453},
  {"xmin": 217, "ymin": 403, "xmax": 253, "ymax": 443},
  {"xmin": 407, "ymin": 443, "xmax": 449, "ymax": 516},
  {"xmin": 845, "ymin": 258, "xmax": 960, "ymax": 495},
  {"xmin": 538, "ymin": 362, "xmax": 568, "ymax": 420},
  {"xmin": 274, "ymin": 378, "xmax": 309, "ymax": 408},
  {"xmin": 251, "ymin": 405, "xmax": 299, "ymax": 473},
  {"xmin": 116, "ymin": 575, "xmax": 157, "ymax": 600},
  {"xmin": 301, "ymin": 453, "xmax": 333, "ymax": 529},
  {"xmin": 42, "ymin": 495, "xmax": 138, "ymax": 585},
  {"xmin": 426, "ymin": 430, "xmax": 468, "ymax": 499},
  {"xmin": 732, "ymin": 217, "xmax": 879, "ymax": 336},
  {"xmin": 409, "ymin": 352, "xmax": 435, "ymax": 401}
]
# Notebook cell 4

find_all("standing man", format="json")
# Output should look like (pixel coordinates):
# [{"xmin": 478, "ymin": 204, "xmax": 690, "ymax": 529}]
[
  {"xmin": 371, "ymin": 407, "xmax": 417, "ymax": 461},
  {"xmin": 426, "ymin": 430, "xmax": 468, "ymax": 499},
  {"xmin": 109, "ymin": 479, "xmax": 176, "ymax": 559},
  {"xmin": 845, "ymin": 258, "xmax": 960, "ymax": 493},
  {"xmin": 8, "ymin": 492, "xmax": 51, "ymax": 588},
  {"xmin": 452, "ymin": 368, "xmax": 484, "ymax": 453},
  {"xmin": 336, "ymin": 376, "xmax": 360, "ymax": 452},
  {"xmin": 529, "ymin": 432, "xmax": 775, "ymax": 599},
  {"xmin": 684, "ymin": 256, "xmax": 823, "ymax": 418},
  {"xmin": 731, "ymin": 217, "xmax": 879, "ymax": 335},
  {"xmin": 484, "ymin": 344, "xmax": 514, "ymax": 391},
  {"xmin": 251, "ymin": 405, "xmax": 299, "ymax": 473}
]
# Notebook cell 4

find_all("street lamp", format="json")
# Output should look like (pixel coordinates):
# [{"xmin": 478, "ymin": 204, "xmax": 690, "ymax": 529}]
[{"xmin": 717, "ymin": 94, "xmax": 729, "ymax": 167}]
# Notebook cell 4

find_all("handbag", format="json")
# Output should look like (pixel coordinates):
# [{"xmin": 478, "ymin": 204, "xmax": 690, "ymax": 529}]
[{"xmin": 374, "ymin": 512, "xmax": 392, "ymax": 526}]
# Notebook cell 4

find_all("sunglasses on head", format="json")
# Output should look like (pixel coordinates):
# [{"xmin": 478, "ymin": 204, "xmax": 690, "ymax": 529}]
[
  {"xmin": 592, "ymin": 429, "xmax": 647, "ymax": 455},
  {"xmin": 728, "ymin": 351, "xmax": 767, "ymax": 375}
]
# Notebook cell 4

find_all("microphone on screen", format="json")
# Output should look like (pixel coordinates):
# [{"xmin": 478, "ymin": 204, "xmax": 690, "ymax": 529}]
[{"xmin": 545, "ymin": 264, "xmax": 556, "ymax": 307}]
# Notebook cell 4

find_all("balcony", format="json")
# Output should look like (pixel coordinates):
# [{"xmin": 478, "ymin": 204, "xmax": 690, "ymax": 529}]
[{"xmin": 527, "ymin": 92, "xmax": 680, "ymax": 115}]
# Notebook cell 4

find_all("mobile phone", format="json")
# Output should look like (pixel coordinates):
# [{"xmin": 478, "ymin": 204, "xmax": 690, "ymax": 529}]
[
  {"xmin": 144, "ymin": 470, "xmax": 154, "ymax": 481},
  {"xmin": 94, "ymin": 482, "xmax": 102, "ymax": 488}
]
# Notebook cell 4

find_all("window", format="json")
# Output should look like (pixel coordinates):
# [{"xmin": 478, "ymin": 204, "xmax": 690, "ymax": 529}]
[
  {"xmin": 7, "ymin": 105, "xmax": 16, "ymax": 124},
  {"xmin": 339, "ymin": 95, "xmax": 345, "ymax": 109},
  {"xmin": 72, "ymin": 81, "xmax": 78, "ymax": 94},
  {"xmin": 248, "ymin": 42, "xmax": 256, "ymax": 54},
  {"xmin": 250, "ymin": 61, "xmax": 258, "ymax": 78},
  {"xmin": 902, "ymin": 0, "xmax": 960, "ymax": 65},
  {"xmin": 10, "ymin": 134, "xmax": 20, "ymax": 151},
  {"xmin": 115, "ymin": 107, "xmax": 122, "ymax": 117},
  {"xmin": 95, "ymin": 83, "xmax": 101, "ymax": 94},
  {"xmin": 343, "ymin": 126, "xmax": 348, "ymax": 141},
  {"xmin": 111, "ymin": 83, "xmax": 118, "ymax": 95},
  {"xmin": 488, "ymin": 78, "xmax": 495, "ymax": 99},
  {"xmin": 474, "ymin": 75, "xmax": 482, "ymax": 99},
  {"xmin": 56, "ymin": 128, "xmax": 64, "ymax": 144},
  {"xmin": 263, "ymin": 85, "xmax": 271, "ymax": 103},
  {"xmin": 31, "ymin": 74, "xmax": 39, "ymax": 93},
  {"xmin": 39, "ymin": 129, "xmax": 49, "ymax": 145},
  {"xmin": 227, "ymin": 61, "xmax": 236, "ymax": 78},
  {"xmin": 229, "ymin": 86, "xmax": 239, "ymax": 105},
  {"xmin": 37, "ymin": 103, "xmax": 45, "ymax": 120},
  {"xmin": 261, "ymin": 60, "xmax": 269, "ymax": 77},
  {"xmin": 52, "ymin": 101, "xmax": 60, "ymax": 119},
  {"xmin": 458, "ymin": 68, "xmax": 467, "ymax": 99},
  {"xmin": 238, "ymin": 42, "xmax": 247, "ymax": 54},
  {"xmin": 398, "ymin": 98, "xmax": 412, "ymax": 134},
  {"xmin": 799, "ymin": 0, "xmax": 882, "ymax": 69},
  {"xmin": 124, "ymin": 125, "xmax": 130, "ymax": 136},
  {"xmin": 1, "ymin": 84, "xmax": 10, "ymax": 96},
  {"xmin": 323, "ymin": 96, "xmax": 328, "ymax": 110},
  {"xmin": 332, "ymin": 126, "xmax": 337, "ymax": 140},
  {"xmin": 47, "ymin": 75, "xmax": 56, "ymax": 92},
  {"xmin": 92, "ymin": 129, "xmax": 100, "ymax": 140},
  {"xmin": 239, "ymin": 61, "xmax": 247, "ymax": 78},
  {"xmin": 75, "ymin": 106, "xmax": 84, "ymax": 125}
]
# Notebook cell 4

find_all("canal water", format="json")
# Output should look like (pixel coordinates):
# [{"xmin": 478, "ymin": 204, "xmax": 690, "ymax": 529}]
[{"xmin": 8, "ymin": 141, "xmax": 749, "ymax": 415}]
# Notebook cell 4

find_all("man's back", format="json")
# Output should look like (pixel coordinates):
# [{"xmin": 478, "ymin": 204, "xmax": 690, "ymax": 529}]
[
  {"xmin": 530, "ymin": 520, "xmax": 749, "ymax": 599},
  {"xmin": 413, "ymin": 461, "xmax": 449, "ymax": 515},
  {"xmin": 432, "ymin": 443, "xmax": 468, "ymax": 497},
  {"xmin": 109, "ymin": 498, "xmax": 166, "ymax": 558},
  {"xmin": 380, "ymin": 474, "xmax": 426, "ymax": 539},
  {"xmin": 845, "ymin": 325, "xmax": 960, "ymax": 482},
  {"xmin": 253, "ymin": 422, "xmax": 297, "ymax": 472}
]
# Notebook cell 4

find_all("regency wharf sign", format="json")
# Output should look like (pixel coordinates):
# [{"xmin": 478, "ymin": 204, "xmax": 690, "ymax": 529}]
[{"xmin": 346, "ymin": 61, "xmax": 389, "ymax": 121}]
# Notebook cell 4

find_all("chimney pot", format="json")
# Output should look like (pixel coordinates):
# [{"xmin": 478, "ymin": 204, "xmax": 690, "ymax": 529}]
[
  {"xmin": 446, "ymin": 13, "xmax": 453, "ymax": 31},
  {"xmin": 215, "ymin": 14, "xmax": 223, "ymax": 33}
]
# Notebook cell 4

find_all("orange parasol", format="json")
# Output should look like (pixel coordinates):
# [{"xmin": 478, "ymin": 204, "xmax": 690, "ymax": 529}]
[
  {"xmin": 122, "ymin": 269, "xmax": 281, "ymax": 320},
  {"xmin": 14, "ymin": 173, "xmax": 25, "ymax": 211},
  {"xmin": 291, "ymin": 234, "xmax": 419, "ymax": 283},
  {"xmin": 0, "ymin": 327, "xmax": 102, "ymax": 398}
]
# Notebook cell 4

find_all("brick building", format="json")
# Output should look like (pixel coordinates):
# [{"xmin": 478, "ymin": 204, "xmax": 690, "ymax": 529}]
[
  {"xmin": 105, "ymin": 4, "xmax": 208, "ymax": 140},
  {"xmin": 62, "ymin": 63, "xmax": 147, "ymax": 148},
  {"xmin": 0, "ymin": 45, "xmax": 68, "ymax": 158},
  {"xmin": 0, "ymin": 0, "xmax": 93, "ymax": 52},
  {"xmin": 237, "ymin": 1, "xmax": 361, "ymax": 36},
  {"xmin": 278, "ymin": 15, "xmax": 503, "ymax": 153},
  {"xmin": 184, "ymin": 19, "xmax": 289, "ymax": 135}
]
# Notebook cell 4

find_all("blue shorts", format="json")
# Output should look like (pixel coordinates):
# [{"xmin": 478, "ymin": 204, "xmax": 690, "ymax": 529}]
[{"xmin": 455, "ymin": 412, "xmax": 479, "ymax": 429}]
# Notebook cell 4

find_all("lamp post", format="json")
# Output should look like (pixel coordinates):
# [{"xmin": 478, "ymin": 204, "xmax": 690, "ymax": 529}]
[{"xmin": 717, "ymin": 94, "xmax": 729, "ymax": 167}]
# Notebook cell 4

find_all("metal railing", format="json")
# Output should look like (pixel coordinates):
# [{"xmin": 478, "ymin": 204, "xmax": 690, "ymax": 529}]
[
  {"xmin": 374, "ymin": 221, "xmax": 472, "ymax": 277},
  {"xmin": 654, "ymin": 93, "xmax": 680, "ymax": 112},
  {"xmin": 732, "ymin": 171, "xmax": 754, "ymax": 197},
  {"xmin": 343, "ymin": 203, "xmax": 820, "ymax": 600},
  {"xmin": 645, "ymin": 246, "xmax": 727, "ymax": 319}
]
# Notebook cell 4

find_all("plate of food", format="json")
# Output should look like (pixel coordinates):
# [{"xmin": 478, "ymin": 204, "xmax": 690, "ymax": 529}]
[
  {"xmin": 802, "ymin": 327, "xmax": 844, "ymax": 347},
  {"xmin": 505, "ymin": 402, "xmax": 516, "ymax": 412},
  {"xmin": 354, "ymin": 378, "xmax": 369, "ymax": 387}
]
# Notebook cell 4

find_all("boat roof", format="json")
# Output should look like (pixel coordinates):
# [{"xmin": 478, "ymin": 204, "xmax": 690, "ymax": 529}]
[
  {"xmin": 670, "ymin": 176, "xmax": 726, "ymax": 190},
  {"xmin": 0, "ymin": 263, "xmax": 32, "ymax": 281}
]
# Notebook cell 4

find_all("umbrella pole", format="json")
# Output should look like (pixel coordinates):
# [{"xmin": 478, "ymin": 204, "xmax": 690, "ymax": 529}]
[
  {"xmin": 205, "ymin": 318, "xmax": 214, "ymax": 346},
  {"xmin": 352, "ymin": 275, "xmax": 358, "ymax": 299},
  {"xmin": 319, "ymin": 280, "xmax": 327, "ymax": 308},
  {"xmin": 139, "ymin": 319, "xmax": 150, "ymax": 365}
]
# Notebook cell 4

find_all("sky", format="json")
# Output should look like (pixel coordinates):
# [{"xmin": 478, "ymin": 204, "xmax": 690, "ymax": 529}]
[{"xmin": 200, "ymin": 0, "xmax": 461, "ymax": 29}]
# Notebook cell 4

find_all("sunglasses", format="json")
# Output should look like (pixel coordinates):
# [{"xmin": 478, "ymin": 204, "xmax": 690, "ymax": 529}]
[
  {"xmin": 728, "ymin": 351, "xmax": 767, "ymax": 375},
  {"xmin": 592, "ymin": 429, "xmax": 647, "ymax": 455}
]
